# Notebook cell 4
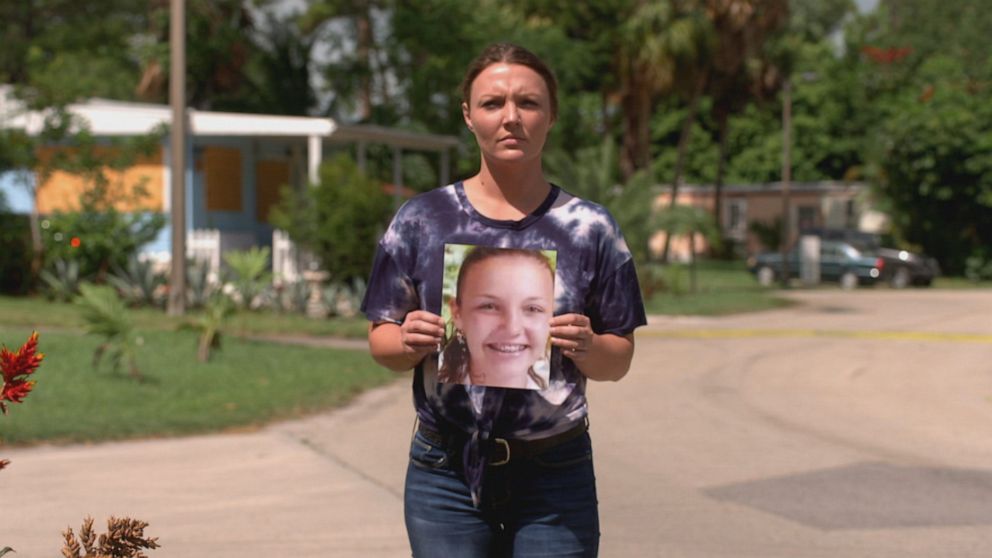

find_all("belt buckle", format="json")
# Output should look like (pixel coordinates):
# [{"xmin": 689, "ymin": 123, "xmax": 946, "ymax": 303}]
[{"xmin": 490, "ymin": 438, "xmax": 511, "ymax": 466}]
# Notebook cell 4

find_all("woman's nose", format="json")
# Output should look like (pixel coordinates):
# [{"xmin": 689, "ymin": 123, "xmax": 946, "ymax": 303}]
[
  {"xmin": 501, "ymin": 308, "xmax": 523, "ymax": 332},
  {"xmin": 503, "ymin": 103, "xmax": 521, "ymax": 125}
]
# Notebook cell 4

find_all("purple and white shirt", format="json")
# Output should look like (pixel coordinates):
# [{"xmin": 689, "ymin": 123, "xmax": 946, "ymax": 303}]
[{"xmin": 362, "ymin": 181, "xmax": 647, "ymax": 443}]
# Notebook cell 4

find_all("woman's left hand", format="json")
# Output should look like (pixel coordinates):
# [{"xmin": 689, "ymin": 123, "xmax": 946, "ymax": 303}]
[{"xmin": 549, "ymin": 313, "xmax": 594, "ymax": 361}]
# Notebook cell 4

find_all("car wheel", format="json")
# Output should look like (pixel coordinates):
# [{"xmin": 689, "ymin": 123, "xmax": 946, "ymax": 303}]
[
  {"xmin": 757, "ymin": 266, "xmax": 776, "ymax": 287},
  {"xmin": 840, "ymin": 271, "xmax": 858, "ymax": 290},
  {"xmin": 890, "ymin": 267, "xmax": 911, "ymax": 289}
]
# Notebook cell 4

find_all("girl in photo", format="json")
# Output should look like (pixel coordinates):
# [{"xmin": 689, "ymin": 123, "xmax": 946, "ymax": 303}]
[{"xmin": 438, "ymin": 246, "xmax": 554, "ymax": 390}]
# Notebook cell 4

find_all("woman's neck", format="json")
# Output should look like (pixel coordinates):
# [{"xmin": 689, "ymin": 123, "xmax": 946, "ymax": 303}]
[{"xmin": 463, "ymin": 157, "xmax": 550, "ymax": 221}]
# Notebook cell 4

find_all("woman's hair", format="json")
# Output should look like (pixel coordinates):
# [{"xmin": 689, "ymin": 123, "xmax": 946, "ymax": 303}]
[
  {"xmin": 459, "ymin": 43, "xmax": 559, "ymax": 121},
  {"xmin": 438, "ymin": 247, "xmax": 554, "ymax": 389}
]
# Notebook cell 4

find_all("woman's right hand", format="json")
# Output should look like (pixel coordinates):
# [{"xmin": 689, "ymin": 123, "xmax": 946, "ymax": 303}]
[{"xmin": 399, "ymin": 310, "xmax": 447, "ymax": 356}]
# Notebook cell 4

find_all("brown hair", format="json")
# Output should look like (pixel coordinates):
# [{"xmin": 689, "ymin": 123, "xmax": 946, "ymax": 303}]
[
  {"xmin": 459, "ymin": 43, "xmax": 559, "ymax": 121},
  {"xmin": 455, "ymin": 246, "xmax": 554, "ymax": 303}
]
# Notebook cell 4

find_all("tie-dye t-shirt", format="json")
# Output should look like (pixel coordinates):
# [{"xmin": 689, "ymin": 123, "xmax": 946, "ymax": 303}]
[{"xmin": 362, "ymin": 181, "xmax": 646, "ymax": 441}]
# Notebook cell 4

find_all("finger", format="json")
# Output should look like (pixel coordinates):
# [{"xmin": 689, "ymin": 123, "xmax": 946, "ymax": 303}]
[
  {"xmin": 403, "ymin": 332, "xmax": 444, "ymax": 348},
  {"xmin": 406, "ymin": 320, "xmax": 445, "ymax": 337},
  {"xmin": 549, "ymin": 325, "xmax": 588, "ymax": 339},
  {"xmin": 549, "ymin": 337, "xmax": 584, "ymax": 350},
  {"xmin": 549, "ymin": 313, "xmax": 583, "ymax": 327},
  {"xmin": 407, "ymin": 310, "xmax": 446, "ymax": 328}
]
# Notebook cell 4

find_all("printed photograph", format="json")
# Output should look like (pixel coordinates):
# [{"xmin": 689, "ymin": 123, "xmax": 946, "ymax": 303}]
[{"xmin": 438, "ymin": 244, "xmax": 557, "ymax": 390}]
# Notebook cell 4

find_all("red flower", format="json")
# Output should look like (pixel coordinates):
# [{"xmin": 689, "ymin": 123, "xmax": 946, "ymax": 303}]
[{"xmin": 1, "ymin": 331, "xmax": 44, "ymax": 414}]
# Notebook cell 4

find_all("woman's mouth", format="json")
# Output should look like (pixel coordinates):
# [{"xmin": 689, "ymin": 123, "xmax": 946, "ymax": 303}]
[{"xmin": 485, "ymin": 343, "xmax": 529, "ymax": 355}]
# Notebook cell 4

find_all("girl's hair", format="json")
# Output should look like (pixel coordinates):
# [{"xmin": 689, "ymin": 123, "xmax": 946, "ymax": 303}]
[
  {"xmin": 459, "ymin": 42, "xmax": 559, "ymax": 121},
  {"xmin": 438, "ymin": 247, "xmax": 554, "ymax": 389}
]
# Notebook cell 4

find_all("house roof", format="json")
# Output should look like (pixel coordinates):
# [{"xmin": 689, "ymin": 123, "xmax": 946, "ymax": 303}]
[{"xmin": 0, "ymin": 87, "xmax": 458, "ymax": 151}]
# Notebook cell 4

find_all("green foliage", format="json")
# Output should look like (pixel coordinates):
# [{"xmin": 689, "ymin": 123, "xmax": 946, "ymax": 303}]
[
  {"xmin": 189, "ymin": 293, "xmax": 235, "ymax": 362},
  {"xmin": 0, "ymin": 326, "xmax": 392, "ymax": 445},
  {"xmin": 748, "ymin": 218, "xmax": 782, "ymax": 252},
  {"xmin": 655, "ymin": 204, "xmax": 722, "ymax": 293},
  {"xmin": 74, "ymin": 283, "xmax": 143, "ymax": 380},
  {"xmin": 39, "ymin": 259, "xmax": 80, "ymax": 302},
  {"xmin": 185, "ymin": 258, "xmax": 216, "ymax": 309},
  {"xmin": 222, "ymin": 247, "xmax": 272, "ymax": 310},
  {"xmin": 108, "ymin": 256, "xmax": 166, "ymax": 308},
  {"xmin": 870, "ymin": 60, "xmax": 992, "ymax": 275},
  {"xmin": 43, "ymin": 209, "xmax": 166, "ymax": 283},
  {"xmin": 0, "ymin": 213, "xmax": 33, "ymax": 295},
  {"xmin": 545, "ymin": 140, "xmax": 659, "ymax": 268},
  {"xmin": 270, "ymin": 153, "xmax": 391, "ymax": 284}
]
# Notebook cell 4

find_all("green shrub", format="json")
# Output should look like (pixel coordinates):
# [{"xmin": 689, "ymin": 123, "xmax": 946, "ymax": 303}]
[
  {"xmin": 270, "ymin": 153, "xmax": 391, "ymax": 284},
  {"xmin": 0, "ymin": 213, "xmax": 33, "ymax": 295},
  {"xmin": 222, "ymin": 246, "xmax": 272, "ymax": 309}
]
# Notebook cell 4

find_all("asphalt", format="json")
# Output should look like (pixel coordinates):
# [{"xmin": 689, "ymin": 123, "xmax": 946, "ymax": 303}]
[{"xmin": 3, "ymin": 289, "xmax": 991, "ymax": 557}]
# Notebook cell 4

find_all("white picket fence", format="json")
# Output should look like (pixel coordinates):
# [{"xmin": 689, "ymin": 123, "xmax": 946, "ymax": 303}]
[
  {"xmin": 186, "ymin": 229, "xmax": 256, "ymax": 283},
  {"xmin": 272, "ymin": 229, "xmax": 319, "ymax": 285}
]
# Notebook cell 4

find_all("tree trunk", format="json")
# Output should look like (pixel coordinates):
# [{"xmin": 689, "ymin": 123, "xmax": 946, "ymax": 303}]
[
  {"xmin": 660, "ymin": 73, "xmax": 707, "ymax": 262},
  {"xmin": 355, "ymin": 9, "xmax": 373, "ymax": 121},
  {"xmin": 712, "ymin": 110, "xmax": 730, "ymax": 257}
]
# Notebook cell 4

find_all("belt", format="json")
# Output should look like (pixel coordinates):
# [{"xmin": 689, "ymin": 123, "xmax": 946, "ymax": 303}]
[{"xmin": 417, "ymin": 417, "xmax": 589, "ymax": 467}]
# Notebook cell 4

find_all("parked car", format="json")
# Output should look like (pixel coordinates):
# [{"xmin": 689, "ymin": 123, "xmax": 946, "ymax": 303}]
[
  {"xmin": 799, "ymin": 228, "xmax": 940, "ymax": 287},
  {"xmin": 747, "ymin": 240, "xmax": 886, "ymax": 289}
]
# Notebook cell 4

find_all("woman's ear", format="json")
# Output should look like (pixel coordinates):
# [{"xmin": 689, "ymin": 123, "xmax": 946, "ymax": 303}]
[
  {"xmin": 449, "ymin": 297, "xmax": 462, "ymax": 330},
  {"xmin": 462, "ymin": 102, "xmax": 474, "ymax": 132}
]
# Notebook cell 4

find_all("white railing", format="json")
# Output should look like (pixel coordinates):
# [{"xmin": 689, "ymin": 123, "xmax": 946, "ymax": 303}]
[
  {"xmin": 187, "ymin": 229, "xmax": 256, "ymax": 283},
  {"xmin": 272, "ymin": 229, "xmax": 299, "ymax": 284},
  {"xmin": 272, "ymin": 229, "xmax": 319, "ymax": 285}
]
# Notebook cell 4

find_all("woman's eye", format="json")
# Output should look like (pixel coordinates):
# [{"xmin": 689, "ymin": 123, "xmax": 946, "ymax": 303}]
[{"xmin": 526, "ymin": 305, "xmax": 546, "ymax": 313}]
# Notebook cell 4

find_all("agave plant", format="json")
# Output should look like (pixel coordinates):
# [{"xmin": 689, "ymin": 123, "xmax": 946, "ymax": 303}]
[
  {"xmin": 40, "ymin": 258, "xmax": 81, "ymax": 302},
  {"xmin": 74, "ymin": 283, "xmax": 144, "ymax": 380},
  {"xmin": 108, "ymin": 255, "xmax": 166, "ymax": 308},
  {"xmin": 222, "ymin": 247, "xmax": 272, "ymax": 310},
  {"xmin": 185, "ymin": 257, "xmax": 215, "ymax": 309},
  {"xmin": 282, "ymin": 279, "xmax": 311, "ymax": 314}
]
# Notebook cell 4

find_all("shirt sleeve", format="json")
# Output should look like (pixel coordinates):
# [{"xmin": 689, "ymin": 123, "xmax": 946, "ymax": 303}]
[
  {"xmin": 360, "ymin": 244, "xmax": 419, "ymax": 324},
  {"xmin": 587, "ymin": 258, "xmax": 647, "ymax": 336},
  {"xmin": 585, "ymin": 210, "xmax": 648, "ymax": 336}
]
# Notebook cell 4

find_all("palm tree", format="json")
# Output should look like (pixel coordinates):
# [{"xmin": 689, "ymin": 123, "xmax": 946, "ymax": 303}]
[
  {"xmin": 705, "ymin": 0, "xmax": 788, "ymax": 251},
  {"xmin": 616, "ymin": 0, "xmax": 713, "ymax": 180},
  {"xmin": 654, "ymin": 204, "xmax": 721, "ymax": 292}
]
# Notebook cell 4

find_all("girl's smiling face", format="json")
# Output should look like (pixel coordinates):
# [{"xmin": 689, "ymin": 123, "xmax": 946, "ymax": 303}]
[{"xmin": 451, "ymin": 254, "xmax": 554, "ymax": 388}]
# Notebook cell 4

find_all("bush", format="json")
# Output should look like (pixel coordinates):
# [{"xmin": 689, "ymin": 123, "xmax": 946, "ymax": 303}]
[
  {"xmin": 42, "ymin": 209, "xmax": 165, "ymax": 283},
  {"xmin": 0, "ymin": 213, "xmax": 33, "ymax": 295},
  {"xmin": 270, "ymin": 153, "xmax": 391, "ymax": 284}
]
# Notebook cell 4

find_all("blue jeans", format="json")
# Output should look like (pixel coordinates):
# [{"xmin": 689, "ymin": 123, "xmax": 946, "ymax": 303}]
[{"xmin": 404, "ymin": 428, "xmax": 600, "ymax": 557}]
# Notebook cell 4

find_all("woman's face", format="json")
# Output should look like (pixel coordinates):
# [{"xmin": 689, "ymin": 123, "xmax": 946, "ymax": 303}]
[
  {"xmin": 451, "ymin": 255, "xmax": 554, "ymax": 388},
  {"xmin": 462, "ymin": 63, "xmax": 554, "ymax": 165}
]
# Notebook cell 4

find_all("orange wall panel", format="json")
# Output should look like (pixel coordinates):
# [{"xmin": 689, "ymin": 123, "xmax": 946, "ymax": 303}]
[
  {"xmin": 256, "ymin": 159, "xmax": 290, "ymax": 223},
  {"xmin": 203, "ymin": 146, "xmax": 243, "ymax": 212},
  {"xmin": 35, "ymin": 146, "xmax": 164, "ymax": 213}
]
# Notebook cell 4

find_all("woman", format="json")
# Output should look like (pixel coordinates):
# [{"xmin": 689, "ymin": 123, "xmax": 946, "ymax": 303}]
[
  {"xmin": 363, "ymin": 43, "xmax": 646, "ymax": 557},
  {"xmin": 439, "ymin": 246, "xmax": 554, "ymax": 390}
]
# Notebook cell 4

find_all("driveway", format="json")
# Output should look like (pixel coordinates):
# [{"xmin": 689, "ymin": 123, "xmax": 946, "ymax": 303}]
[{"xmin": 4, "ymin": 289, "xmax": 991, "ymax": 557}]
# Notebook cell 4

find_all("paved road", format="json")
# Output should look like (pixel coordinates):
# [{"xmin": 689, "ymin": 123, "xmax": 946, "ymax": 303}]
[{"xmin": 4, "ymin": 289, "xmax": 991, "ymax": 557}]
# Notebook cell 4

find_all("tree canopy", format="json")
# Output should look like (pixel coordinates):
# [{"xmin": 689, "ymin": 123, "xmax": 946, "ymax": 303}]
[{"xmin": 1, "ymin": 0, "xmax": 989, "ymax": 274}]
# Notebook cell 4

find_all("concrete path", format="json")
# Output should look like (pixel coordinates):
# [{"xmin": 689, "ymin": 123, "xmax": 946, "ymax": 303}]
[{"xmin": 3, "ymin": 289, "xmax": 991, "ymax": 557}]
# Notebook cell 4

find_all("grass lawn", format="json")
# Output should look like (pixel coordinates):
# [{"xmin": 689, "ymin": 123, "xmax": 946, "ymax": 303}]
[
  {"xmin": 0, "ymin": 295, "xmax": 369, "ymax": 339},
  {"xmin": 643, "ymin": 260, "xmax": 793, "ymax": 316},
  {"xmin": 0, "ymin": 326, "xmax": 396, "ymax": 446}
]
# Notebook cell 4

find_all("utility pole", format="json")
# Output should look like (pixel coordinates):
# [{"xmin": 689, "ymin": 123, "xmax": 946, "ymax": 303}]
[
  {"xmin": 167, "ymin": 0, "xmax": 187, "ymax": 316},
  {"xmin": 779, "ymin": 78, "xmax": 792, "ymax": 288}
]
